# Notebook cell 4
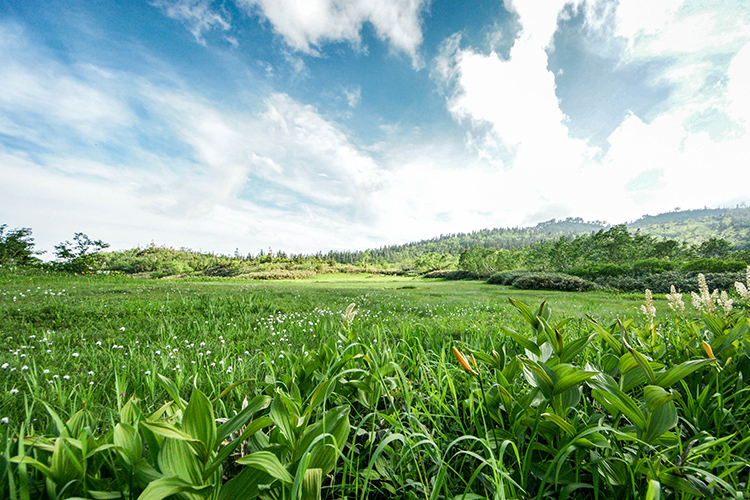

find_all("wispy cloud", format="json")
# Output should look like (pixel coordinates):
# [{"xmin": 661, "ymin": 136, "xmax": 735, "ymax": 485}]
[
  {"xmin": 151, "ymin": 0, "xmax": 231, "ymax": 45},
  {"xmin": 343, "ymin": 85, "xmax": 361, "ymax": 108},
  {"xmin": 0, "ymin": 22, "xmax": 393, "ymax": 254},
  {"xmin": 237, "ymin": 0, "xmax": 428, "ymax": 66}
]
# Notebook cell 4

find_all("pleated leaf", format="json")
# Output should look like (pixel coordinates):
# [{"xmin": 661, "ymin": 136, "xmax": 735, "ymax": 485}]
[
  {"xmin": 236, "ymin": 451, "xmax": 293, "ymax": 483},
  {"xmin": 182, "ymin": 387, "xmax": 215, "ymax": 461},
  {"xmin": 137, "ymin": 476, "xmax": 212, "ymax": 500}
]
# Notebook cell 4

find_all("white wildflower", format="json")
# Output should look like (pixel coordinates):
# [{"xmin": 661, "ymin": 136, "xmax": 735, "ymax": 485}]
[
  {"xmin": 665, "ymin": 285, "xmax": 685, "ymax": 313},
  {"xmin": 718, "ymin": 290, "xmax": 733, "ymax": 315},
  {"xmin": 640, "ymin": 289, "xmax": 656, "ymax": 321}
]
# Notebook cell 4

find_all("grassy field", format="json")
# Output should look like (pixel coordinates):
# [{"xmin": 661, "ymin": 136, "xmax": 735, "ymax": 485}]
[
  {"xmin": 0, "ymin": 272, "xmax": 642, "ymax": 416},
  {"xmin": 1, "ymin": 271, "xmax": 748, "ymax": 499}
]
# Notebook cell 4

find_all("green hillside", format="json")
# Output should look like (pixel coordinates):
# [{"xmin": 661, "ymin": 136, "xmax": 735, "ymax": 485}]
[{"xmin": 340, "ymin": 206, "xmax": 750, "ymax": 264}]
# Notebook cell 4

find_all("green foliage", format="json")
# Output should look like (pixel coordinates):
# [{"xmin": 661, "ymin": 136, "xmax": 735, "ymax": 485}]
[
  {"xmin": 3, "ymin": 273, "xmax": 750, "ymax": 499},
  {"xmin": 0, "ymin": 225, "xmax": 40, "ymax": 266},
  {"xmin": 486, "ymin": 269, "xmax": 531, "ymax": 285},
  {"xmin": 506, "ymin": 272, "xmax": 600, "ymax": 292},
  {"xmin": 458, "ymin": 246, "xmax": 519, "ymax": 278},
  {"xmin": 54, "ymin": 233, "xmax": 110, "ymax": 272},
  {"xmin": 681, "ymin": 258, "xmax": 747, "ymax": 273},
  {"xmin": 592, "ymin": 271, "xmax": 745, "ymax": 294}
]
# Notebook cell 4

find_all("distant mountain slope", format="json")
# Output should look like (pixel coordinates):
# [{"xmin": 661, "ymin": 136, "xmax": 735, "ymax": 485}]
[
  {"xmin": 627, "ymin": 207, "xmax": 750, "ymax": 249},
  {"xmin": 331, "ymin": 207, "xmax": 750, "ymax": 263}
]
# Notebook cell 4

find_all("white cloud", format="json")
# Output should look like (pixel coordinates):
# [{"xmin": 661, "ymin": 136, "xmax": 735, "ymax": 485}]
[
  {"xmin": 0, "ymin": 25, "xmax": 133, "ymax": 143},
  {"xmin": 152, "ymin": 0, "xmax": 231, "ymax": 45},
  {"xmin": 727, "ymin": 43, "xmax": 750, "ymax": 126},
  {"xmin": 431, "ymin": 0, "xmax": 750, "ymax": 228},
  {"xmin": 237, "ymin": 0, "xmax": 427, "ymax": 66},
  {"xmin": 0, "ymin": 24, "xmax": 395, "ymax": 254},
  {"xmin": 343, "ymin": 86, "xmax": 361, "ymax": 108}
]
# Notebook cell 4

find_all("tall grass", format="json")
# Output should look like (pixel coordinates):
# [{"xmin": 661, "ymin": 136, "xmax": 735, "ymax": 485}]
[{"xmin": 1, "ymin": 271, "xmax": 748, "ymax": 499}]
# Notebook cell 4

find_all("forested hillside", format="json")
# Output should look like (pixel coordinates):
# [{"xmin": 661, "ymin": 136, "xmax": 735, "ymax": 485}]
[{"xmin": 329, "ymin": 206, "xmax": 750, "ymax": 264}]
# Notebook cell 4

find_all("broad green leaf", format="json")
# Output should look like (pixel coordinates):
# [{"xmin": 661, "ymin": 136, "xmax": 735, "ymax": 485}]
[
  {"xmin": 236, "ymin": 451, "xmax": 293, "ymax": 483},
  {"xmin": 90, "ymin": 491, "xmax": 128, "ymax": 499},
  {"xmin": 538, "ymin": 316, "xmax": 562, "ymax": 353},
  {"xmin": 157, "ymin": 438, "xmax": 204, "ymax": 487},
  {"xmin": 215, "ymin": 395, "xmax": 271, "ymax": 447},
  {"xmin": 156, "ymin": 374, "xmax": 187, "ymax": 411},
  {"xmin": 541, "ymin": 413, "xmax": 575, "ymax": 437},
  {"xmin": 42, "ymin": 402, "xmax": 69, "ymax": 437},
  {"xmin": 139, "ymin": 421, "xmax": 200, "ymax": 446},
  {"xmin": 120, "ymin": 396, "xmax": 142, "ymax": 424},
  {"xmin": 9, "ymin": 456, "xmax": 56, "ymax": 481},
  {"xmin": 588, "ymin": 374, "xmax": 645, "ymax": 430},
  {"xmin": 500, "ymin": 326, "xmax": 540, "ymax": 356},
  {"xmin": 114, "ymin": 423, "xmax": 142, "ymax": 465},
  {"xmin": 559, "ymin": 334, "xmax": 594, "ymax": 364},
  {"xmin": 551, "ymin": 364, "xmax": 599, "ymax": 397},
  {"xmin": 655, "ymin": 358, "xmax": 716, "ymax": 388},
  {"xmin": 305, "ymin": 379, "xmax": 333, "ymax": 417},
  {"xmin": 134, "ymin": 458, "xmax": 162, "ymax": 488},
  {"xmin": 295, "ymin": 406, "xmax": 350, "ymax": 475},
  {"xmin": 658, "ymin": 471, "xmax": 707, "ymax": 497},
  {"xmin": 518, "ymin": 357, "xmax": 555, "ymax": 399},
  {"xmin": 645, "ymin": 479, "xmax": 661, "ymax": 500},
  {"xmin": 218, "ymin": 465, "xmax": 275, "ymax": 500},
  {"xmin": 621, "ymin": 348, "xmax": 657, "ymax": 385},
  {"xmin": 137, "ymin": 475, "xmax": 212, "ymax": 500},
  {"xmin": 270, "ymin": 393, "xmax": 297, "ymax": 448},
  {"xmin": 586, "ymin": 317, "xmax": 625, "ymax": 356},
  {"xmin": 66, "ymin": 408, "xmax": 93, "ymax": 438},
  {"xmin": 206, "ymin": 417, "xmax": 274, "ymax": 478},
  {"xmin": 644, "ymin": 400, "xmax": 678, "ymax": 444},
  {"xmin": 643, "ymin": 385, "xmax": 679, "ymax": 413},
  {"xmin": 51, "ymin": 437, "xmax": 82, "ymax": 484},
  {"xmin": 182, "ymin": 387, "xmax": 215, "ymax": 461},
  {"xmin": 302, "ymin": 468, "xmax": 322, "ymax": 500},
  {"xmin": 509, "ymin": 297, "xmax": 540, "ymax": 330}
]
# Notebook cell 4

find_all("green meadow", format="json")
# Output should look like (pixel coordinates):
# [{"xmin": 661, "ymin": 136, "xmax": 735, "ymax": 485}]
[{"xmin": 1, "ymin": 271, "xmax": 749, "ymax": 499}]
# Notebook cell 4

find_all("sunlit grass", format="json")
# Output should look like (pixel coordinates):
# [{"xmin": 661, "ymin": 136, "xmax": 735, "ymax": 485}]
[{"xmin": 2, "ymin": 271, "xmax": 746, "ymax": 499}]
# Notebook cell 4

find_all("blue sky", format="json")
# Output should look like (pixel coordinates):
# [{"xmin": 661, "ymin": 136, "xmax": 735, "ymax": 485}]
[{"xmin": 1, "ymin": 0, "xmax": 749, "ymax": 257}]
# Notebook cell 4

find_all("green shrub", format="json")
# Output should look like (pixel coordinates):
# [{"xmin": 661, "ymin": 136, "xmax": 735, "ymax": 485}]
[
  {"xmin": 239, "ymin": 269, "xmax": 316, "ymax": 280},
  {"xmin": 681, "ymin": 258, "xmax": 747, "ymax": 273},
  {"xmin": 509, "ymin": 272, "xmax": 599, "ymax": 291},
  {"xmin": 486, "ymin": 270, "xmax": 531, "ymax": 285},
  {"xmin": 569, "ymin": 263, "xmax": 628, "ymax": 279},
  {"xmin": 444, "ymin": 270, "xmax": 478, "ymax": 280},
  {"xmin": 594, "ymin": 271, "xmax": 745, "ymax": 293},
  {"xmin": 631, "ymin": 258, "xmax": 675, "ymax": 274},
  {"xmin": 203, "ymin": 263, "xmax": 244, "ymax": 277}
]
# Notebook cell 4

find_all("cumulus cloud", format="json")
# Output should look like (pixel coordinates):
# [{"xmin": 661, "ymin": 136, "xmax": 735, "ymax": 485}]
[
  {"xmin": 237, "ymin": 0, "xmax": 427, "ymax": 66},
  {"xmin": 431, "ymin": 0, "xmax": 750, "ymax": 225}
]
